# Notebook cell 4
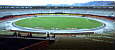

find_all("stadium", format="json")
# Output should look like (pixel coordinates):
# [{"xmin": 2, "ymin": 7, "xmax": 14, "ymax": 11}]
[{"xmin": 0, "ymin": 0, "xmax": 115, "ymax": 50}]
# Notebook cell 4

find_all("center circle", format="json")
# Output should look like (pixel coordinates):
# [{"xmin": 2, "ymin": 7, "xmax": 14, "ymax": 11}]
[{"xmin": 15, "ymin": 16, "xmax": 103, "ymax": 30}]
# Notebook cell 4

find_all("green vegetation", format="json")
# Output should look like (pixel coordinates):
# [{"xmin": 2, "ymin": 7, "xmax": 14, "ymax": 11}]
[{"xmin": 15, "ymin": 17, "xmax": 103, "ymax": 30}]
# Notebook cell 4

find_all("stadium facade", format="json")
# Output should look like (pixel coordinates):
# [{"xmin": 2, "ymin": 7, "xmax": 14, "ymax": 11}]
[{"xmin": 0, "ymin": 5, "xmax": 115, "ymax": 50}]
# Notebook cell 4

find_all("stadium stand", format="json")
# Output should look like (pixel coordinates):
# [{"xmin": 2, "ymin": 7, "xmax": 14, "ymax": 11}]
[
  {"xmin": 0, "ymin": 13, "xmax": 115, "ymax": 21},
  {"xmin": 0, "ymin": 38, "xmax": 48, "ymax": 50}
]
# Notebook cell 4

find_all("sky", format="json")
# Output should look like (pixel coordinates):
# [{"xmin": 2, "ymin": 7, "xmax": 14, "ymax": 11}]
[{"xmin": 0, "ymin": 0, "xmax": 114, "ymax": 6}]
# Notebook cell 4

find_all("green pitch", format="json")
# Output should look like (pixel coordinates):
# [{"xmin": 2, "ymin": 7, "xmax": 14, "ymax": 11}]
[{"xmin": 15, "ymin": 17, "xmax": 103, "ymax": 30}]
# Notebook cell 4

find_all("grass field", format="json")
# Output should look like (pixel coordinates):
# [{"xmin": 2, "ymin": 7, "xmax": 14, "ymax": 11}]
[{"xmin": 15, "ymin": 17, "xmax": 103, "ymax": 30}]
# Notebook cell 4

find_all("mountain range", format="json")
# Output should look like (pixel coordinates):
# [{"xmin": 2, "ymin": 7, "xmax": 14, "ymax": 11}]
[
  {"xmin": 72, "ymin": 1, "xmax": 115, "ymax": 6},
  {"xmin": 47, "ymin": 1, "xmax": 115, "ymax": 6}
]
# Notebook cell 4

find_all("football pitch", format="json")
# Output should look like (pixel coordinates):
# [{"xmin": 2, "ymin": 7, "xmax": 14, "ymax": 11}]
[{"xmin": 15, "ymin": 17, "xmax": 103, "ymax": 30}]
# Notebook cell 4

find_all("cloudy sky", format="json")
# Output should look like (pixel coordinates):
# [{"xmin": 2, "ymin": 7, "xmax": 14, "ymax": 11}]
[{"xmin": 0, "ymin": 0, "xmax": 114, "ymax": 6}]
